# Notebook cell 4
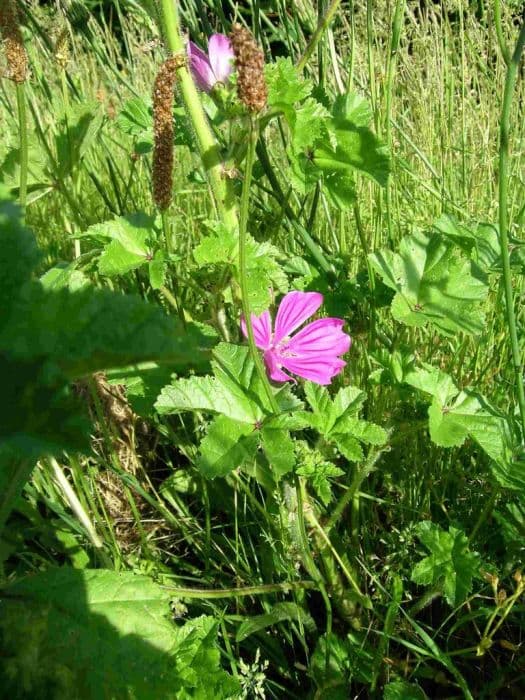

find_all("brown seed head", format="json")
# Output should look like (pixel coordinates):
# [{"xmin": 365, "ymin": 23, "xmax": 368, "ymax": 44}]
[
  {"xmin": 0, "ymin": 0, "xmax": 28, "ymax": 83},
  {"xmin": 230, "ymin": 24, "xmax": 267, "ymax": 113},
  {"xmin": 152, "ymin": 56, "xmax": 180, "ymax": 211}
]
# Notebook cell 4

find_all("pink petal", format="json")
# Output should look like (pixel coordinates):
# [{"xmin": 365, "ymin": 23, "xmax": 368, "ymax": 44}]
[
  {"xmin": 264, "ymin": 349, "xmax": 294, "ymax": 383},
  {"xmin": 285, "ymin": 318, "xmax": 351, "ymax": 357},
  {"xmin": 273, "ymin": 291, "xmax": 324, "ymax": 344},
  {"xmin": 187, "ymin": 41, "xmax": 215, "ymax": 91},
  {"xmin": 280, "ymin": 356, "xmax": 347, "ymax": 385},
  {"xmin": 240, "ymin": 310, "xmax": 272, "ymax": 350},
  {"xmin": 208, "ymin": 33, "xmax": 234, "ymax": 84}
]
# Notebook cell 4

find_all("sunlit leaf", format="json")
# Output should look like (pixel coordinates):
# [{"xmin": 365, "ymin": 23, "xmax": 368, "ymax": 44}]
[
  {"xmin": 411, "ymin": 522, "xmax": 480, "ymax": 606},
  {"xmin": 370, "ymin": 230, "xmax": 488, "ymax": 336}
]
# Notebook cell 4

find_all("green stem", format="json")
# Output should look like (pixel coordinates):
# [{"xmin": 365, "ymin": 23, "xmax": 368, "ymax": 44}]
[
  {"xmin": 326, "ymin": 444, "xmax": 388, "ymax": 534},
  {"xmin": 295, "ymin": 475, "xmax": 333, "ymax": 639},
  {"xmin": 296, "ymin": 0, "xmax": 342, "ymax": 72},
  {"xmin": 15, "ymin": 82, "xmax": 28, "ymax": 210},
  {"xmin": 384, "ymin": 0, "xmax": 404, "ymax": 244},
  {"xmin": 256, "ymin": 137, "xmax": 335, "ymax": 275},
  {"xmin": 353, "ymin": 201, "xmax": 376, "ymax": 349},
  {"xmin": 159, "ymin": 0, "xmax": 237, "ymax": 230},
  {"xmin": 239, "ymin": 119, "xmax": 279, "ymax": 411},
  {"xmin": 497, "ymin": 20, "xmax": 525, "ymax": 435},
  {"xmin": 163, "ymin": 580, "xmax": 317, "ymax": 599},
  {"xmin": 161, "ymin": 210, "xmax": 172, "ymax": 254},
  {"xmin": 494, "ymin": 0, "xmax": 511, "ymax": 66}
]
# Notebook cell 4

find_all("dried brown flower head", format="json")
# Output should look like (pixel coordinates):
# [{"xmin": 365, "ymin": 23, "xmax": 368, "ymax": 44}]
[
  {"xmin": 0, "ymin": 0, "xmax": 28, "ymax": 83},
  {"xmin": 230, "ymin": 24, "xmax": 267, "ymax": 113},
  {"xmin": 152, "ymin": 55, "xmax": 181, "ymax": 211}
]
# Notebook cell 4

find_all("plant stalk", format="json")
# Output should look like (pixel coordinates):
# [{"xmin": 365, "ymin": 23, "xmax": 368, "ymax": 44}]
[
  {"xmin": 159, "ymin": 0, "xmax": 237, "ymax": 230},
  {"xmin": 163, "ymin": 580, "xmax": 317, "ymax": 599},
  {"xmin": 15, "ymin": 82, "xmax": 28, "ymax": 210},
  {"xmin": 497, "ymin": 19, "xmax": 525, "ymax": 435},
  {"xmin": 297, "ymin": 0, "xmax": 342, "ymax": 72}
]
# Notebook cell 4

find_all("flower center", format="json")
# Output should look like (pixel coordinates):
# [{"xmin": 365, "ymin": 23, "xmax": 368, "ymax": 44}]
[{"xmin": 273, "ymin": 337, "xmax": 297, "ymax": 360}]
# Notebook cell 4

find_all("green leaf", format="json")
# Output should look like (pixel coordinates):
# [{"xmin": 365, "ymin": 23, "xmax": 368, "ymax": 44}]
[
  {"xmin": 289, "ymin": 97, "xmax": 330, "ymax": 151},
  {"xmin": 260, "ymin": 427, "xmax": 295, "ymax": 479},
  {"xmin": 333, "ymin": 416, "xmax": 387, "ymax": 446},
  {"xmin": 40, "ymin": 264, "xmax": 90, "ymax": 292},
  {"xmin": 369, "ymin": 230, "xmax": 488, "ymax": 336},
  {"xmin": 266, "ymin": 57, "xmax": 312, "ymax": 110},
  {"xmin": 432, "ymin": 214, "xmax": 501, "ymax": 272},
  {"xmin": 3, "ymin": 286, "xmax": 214, "ymax": 378},
  {"xmin": 405, "ymin": 363, "xmax": 458, "ymax": 405},
  {"xmin": 198, "ymin": 415, "xmax": 258, "ymax": 478},
  {"xmin": 157, "ymin": 343, "xmax": 299, "ymax": 425},
  {"xmin": 332, "ymin": 93, "xmax": 373, "ymax": 127},
  {"xmin": 314, "ymin": 92, "xmax": 390, "ymax": 187},
  {"xmin": 323, "ymin": 171, "xmax": 357, "ymax": 210},
  {"xmin": 157, "ymin": 343, "xmax": 304, "ymax": 479},
  {"xmin": 0, "ymin": 568, "xmax": 238, "ymax": 699},
  {"xmin": 304, "ymin": 383, "xmax": 333, "ymax": 431},
  {"xmin": 296, "ymin": 443, "xmax": 344, "ymax": 506},
  {"xmin": 98, "ymin": 239, "xmax": 149, "ymax": 276},
  {"xmin": 193, "ymin": 222, "xmax": 237, "ymax": 266},
  {"xmin": 406, "ymin": 365, "xmax": 523, "ymax": 491},
  {"xmin": 302, "ymin": 382, "xmax": 385, "ymax": 460},
  {"xmin": 383, "ymin": 680, "xmax": 428, "ymax": 700},
  {"xmin": 193, "ymin": 225, "xmax": 287, "ymax": 313},
  {"xmin": 157, "ymin": 345, "xmax": 262, "ymax": 423},
  {"xmin": 333, "ymin": 434, "xmax": 363, "ymax": 463},
  {"xmin": 90, "ymin": 213, "xmax": 155, "ymax": 277},
  {"xmin": 149, "ymin": 249, "xmax": 167, "ymax": 289},
  {"xmin": 411, "ymin": 522, "xmax": 480, "ymax": 606},
  {"xmin": 117, "ymin": 96, "xmax": 151, "ymax": 136},
  {"xmin": 235, "ymin": 602, "xmax": 315, "ymax": 642}
]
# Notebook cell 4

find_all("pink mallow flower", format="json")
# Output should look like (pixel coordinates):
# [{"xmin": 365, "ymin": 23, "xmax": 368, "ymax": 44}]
[
  {"xmin": 187, "ymin": 33, "xmax": 234, "ymax": 92},
  {"xmin": 241, "ymin": 291, "xmax": 351, "ymax": 386}
]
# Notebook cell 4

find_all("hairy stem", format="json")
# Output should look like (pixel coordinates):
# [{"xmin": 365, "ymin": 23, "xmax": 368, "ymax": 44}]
[
  {"xmin": 159, "ymin": 0, "xmax": 237, "ymax": 230},
  {"xmin": 163, "ymin": 580, "xmax": 317, "ymax": 599}
]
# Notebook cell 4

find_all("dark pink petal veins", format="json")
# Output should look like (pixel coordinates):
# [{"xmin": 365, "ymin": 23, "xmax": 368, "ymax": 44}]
[
  {"xmin": 273, "ymin": 291, "xmax": 324, "ymax": 344},
  {"xmin": 279, "ymin": 356, "xmax": 346, "ymax": 385},
  {"xmin": 240, "ymin": 310, "xmax": 272, "ymax": 350},
  {"xmin": 285, "ymin": 318, "xmax": 351, "ymax": 357},
  {"xmin": 187, "ymin": 41, "xmax": 215, "ymax": 91},
  {"xmin": 264, "ymin": 349, "xmax": 294, "ymax": 383},
  {"xmin": 207, "ymin": 33, "xmax": 234, "ymax": 84}
]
